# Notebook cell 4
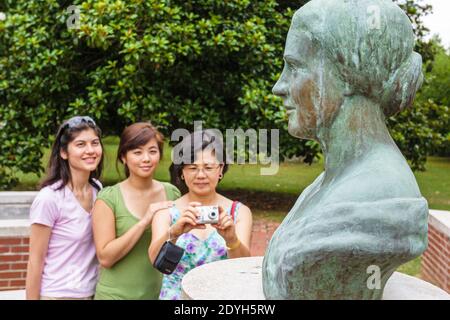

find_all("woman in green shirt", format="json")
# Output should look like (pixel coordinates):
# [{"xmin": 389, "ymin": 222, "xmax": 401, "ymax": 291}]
[{"xmin": 92, "ymin": 122, "xmax": 181, "ymax": 299}]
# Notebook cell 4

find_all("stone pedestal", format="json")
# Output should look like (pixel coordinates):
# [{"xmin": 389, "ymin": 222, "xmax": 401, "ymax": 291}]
[{"xmin": 181, "ymin": 257, "xmax": 450, "ymax": 300}]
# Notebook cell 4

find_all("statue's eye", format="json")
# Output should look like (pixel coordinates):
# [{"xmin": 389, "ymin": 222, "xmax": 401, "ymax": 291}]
[{"xmin": 285, "ymin": 59, "xmax": 301, "ymax": 73}]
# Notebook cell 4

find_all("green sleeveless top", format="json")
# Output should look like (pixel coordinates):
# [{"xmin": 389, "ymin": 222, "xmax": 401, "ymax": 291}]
[{"xmin": 94, "ymin": 182, "xmax": 181, "ymax": 300}]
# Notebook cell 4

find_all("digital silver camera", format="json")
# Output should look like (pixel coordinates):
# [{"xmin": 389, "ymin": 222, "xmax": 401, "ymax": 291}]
[{"xmin": 196, "ymin": 205, "xmax": 219, "ymax": 224}]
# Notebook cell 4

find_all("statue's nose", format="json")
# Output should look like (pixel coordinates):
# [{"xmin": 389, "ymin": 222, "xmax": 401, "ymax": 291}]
[{"xmin": 272, "ymin": 75, "xmax": 288, "ymax": 97}]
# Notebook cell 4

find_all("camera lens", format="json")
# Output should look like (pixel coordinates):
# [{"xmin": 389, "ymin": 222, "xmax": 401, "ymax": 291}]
[{"xmin": 209, "ymin": 211, "xmax": 217, "ymax": 219}]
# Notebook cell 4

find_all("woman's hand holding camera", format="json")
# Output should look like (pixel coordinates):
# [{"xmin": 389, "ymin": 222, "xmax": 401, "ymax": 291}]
[
  {"xmin": 169, "ymin": 202, "xmax": 206, "ymax": 239},
  {"xmin": 212, "ymin": 206, "xmax": 238, "ymax": 247}
]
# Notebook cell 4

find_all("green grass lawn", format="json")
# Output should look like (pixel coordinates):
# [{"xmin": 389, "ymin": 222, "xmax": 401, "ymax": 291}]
[
  {"xmin": 414, "ymin": 157, "xmax": 450, "ymax": 211},
  {"xmin": 397, "ymin": 256, "xmax": 421, "ymax": 278}
]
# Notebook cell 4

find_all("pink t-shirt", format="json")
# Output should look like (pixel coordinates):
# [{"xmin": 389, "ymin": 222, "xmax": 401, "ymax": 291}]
[{"xmin": 29, "ymin": 180, "xmax": 101, "ymax": 298}]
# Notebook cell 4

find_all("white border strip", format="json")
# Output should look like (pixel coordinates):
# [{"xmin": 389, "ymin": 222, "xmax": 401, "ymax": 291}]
[
  {"xmin": 0, "ymin": 220, "xmax": 30, "ymax": 237},
  {"xmin": 429, "ymin": 210, "xmax": 450, "ymax": 237},
  {"xmin": 0, "ymin": 192, "xmax": 38, "ymax": 205}
]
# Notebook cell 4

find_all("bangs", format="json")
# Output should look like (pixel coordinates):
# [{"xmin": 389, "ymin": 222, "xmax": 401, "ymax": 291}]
[{"xmin": 123, "ymin": 127, "xmax": 158, "ymax": 151}]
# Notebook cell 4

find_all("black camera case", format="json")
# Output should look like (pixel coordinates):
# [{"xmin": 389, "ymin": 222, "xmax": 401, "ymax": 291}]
[{"xmin": 153, "ymin": 241, "xmax": 185, "ymax": 275}]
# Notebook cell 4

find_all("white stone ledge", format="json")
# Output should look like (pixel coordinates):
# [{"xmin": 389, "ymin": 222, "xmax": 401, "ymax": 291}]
[
  {"xmin": 429, "ymin": 210, "xmax": 450, "ymax": 237},
  {"xmin": 0, "ymin": 192, "xmax": 38, "ymax": 205},
  {"xmin": 0, "ymin": 219, "xmax": 30, "ymax": 237},
  {"xmin": 0, "ymin": 290, "xmax": 25, "ymax": 300}
]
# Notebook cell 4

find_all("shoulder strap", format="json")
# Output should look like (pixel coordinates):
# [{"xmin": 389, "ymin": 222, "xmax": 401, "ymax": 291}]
[
  {"xmin": 169, "ymin": 205, "xmax": 181, "ymax": 225},
  {"xmin": 230, "ymin": 201, "xmax": 239, "ymax": 222}
]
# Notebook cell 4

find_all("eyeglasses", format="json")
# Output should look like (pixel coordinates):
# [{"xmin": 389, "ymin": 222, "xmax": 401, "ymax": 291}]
[{"xmin": 183, "ymin": 164, "xmax": 221, "ymax": 176}]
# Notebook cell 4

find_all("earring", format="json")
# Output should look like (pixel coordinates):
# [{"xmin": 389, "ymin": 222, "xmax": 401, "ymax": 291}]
[
  {"xmin": 181, "ymin": 175, "xmax": 185, "ymax": 180},
  {"xmin": 219, "ymin": 174, "xmax": 223, "ymax": 180}
]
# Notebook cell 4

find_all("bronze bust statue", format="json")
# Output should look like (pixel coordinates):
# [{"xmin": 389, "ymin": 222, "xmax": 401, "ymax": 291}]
[{"xmin": 262, "ymin": 0, "xmax": 428, "ymax": 299}]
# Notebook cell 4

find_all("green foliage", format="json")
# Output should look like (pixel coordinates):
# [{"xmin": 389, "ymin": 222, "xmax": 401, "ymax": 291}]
[
  {"xmin": 388, "ymin": 41, "xmax": 450, "ymax": 168},
  {"xmin": 422, "ymin": 46, "xmax": 450, "ymax": 107},
  {"xmin": 0, "ymin": 0, "xmax": 445, "ymax": 189},
  {"xmin": 388, "ymin": 97, "xmax": 447, "ymax": 171},
  {"xmin": 420, "ymin": 45, "xmax": 450, "ymax": 157}
]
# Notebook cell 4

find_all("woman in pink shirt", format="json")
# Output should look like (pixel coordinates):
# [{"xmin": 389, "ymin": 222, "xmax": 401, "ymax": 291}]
[{"xmin": 25, "ymin": 116, "xmax": 104, "ymax": 300}]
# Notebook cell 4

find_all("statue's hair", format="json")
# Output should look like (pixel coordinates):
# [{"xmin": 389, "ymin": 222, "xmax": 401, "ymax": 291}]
[{"xmin": 293, "ymin": 0, "xmax": 423, "ymax": 117}]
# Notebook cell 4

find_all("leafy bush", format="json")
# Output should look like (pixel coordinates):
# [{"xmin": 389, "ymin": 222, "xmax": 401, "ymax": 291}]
[{"xmin": 388, "ymin": 96, "xmax": 448, "ymax": 171}]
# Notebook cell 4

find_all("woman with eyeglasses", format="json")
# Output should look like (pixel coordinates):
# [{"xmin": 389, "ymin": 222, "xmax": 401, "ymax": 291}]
[
  {"xmin": 92, "ymin": 122, "xmax": 180, "ymax": 300},
  {"xmin": 26, "ymin": 116, "xmax": 104, "ymax": 300},
  {"xmin": 149, "ymin": 130, "xmax": 253, "ymax": 300}
]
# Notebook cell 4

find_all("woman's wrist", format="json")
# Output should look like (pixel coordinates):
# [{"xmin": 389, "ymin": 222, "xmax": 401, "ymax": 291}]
[
  {"xmin": 137, "ymin": 219, "xmax": 149, "ymax": 229},
  {"xmin": 168, "ymin": 225, "xmax": 180, "ymax": 241},
  {"xmin": 225, "ymin": 237, "xmax": 240, "ymax": 251}
]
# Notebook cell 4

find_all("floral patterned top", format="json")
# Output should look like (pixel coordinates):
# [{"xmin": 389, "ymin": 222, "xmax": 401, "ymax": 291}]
[{"xmin": 159, "ymin": 202, "xmax": 241, "ymax": 300}]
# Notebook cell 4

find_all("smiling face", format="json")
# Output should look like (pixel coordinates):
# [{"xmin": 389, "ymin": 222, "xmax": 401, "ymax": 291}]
[
  {"xmin": 61, "ymin": 128, "xmax": 103, "ymax": 174},
  {"xmin": 272, "ymin": 16, "xmax": 343, "ymax": 140},
  {"xmin": 182, "ymin": 149, "xmax": 223, "ymax": 197},
  {"xmin": 123, "ymin": 138, "xmax": 161, "ymax": 178}
]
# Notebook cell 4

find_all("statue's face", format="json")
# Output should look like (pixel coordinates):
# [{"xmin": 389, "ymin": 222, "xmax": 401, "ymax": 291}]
[{"xmin": 272, "ymin": 23, "xmax": 343, "ymax": 140}]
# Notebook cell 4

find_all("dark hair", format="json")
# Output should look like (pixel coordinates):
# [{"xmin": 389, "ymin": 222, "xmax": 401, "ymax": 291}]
[
  {"xmin": 117, "ymin": 122, "xmax": 164, "ymax": 178},
  {"xmin": 170, "ymin": 130, "xmax": 229, "ymax": 194},
  {"xmin": 40, "ymin": 116, "xmax": 104, "ymax": 191}
]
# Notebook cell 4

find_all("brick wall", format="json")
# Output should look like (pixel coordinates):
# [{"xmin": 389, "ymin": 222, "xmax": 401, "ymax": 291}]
[
  {"xmin": 250, "ymin": 220, "xmax": 279, "ymax": 256},
  {"xmin": 0, "ymin": 237, "xmax": 29, "ymax": 291},
  {"xmin": 421, "ymin": 210, "xmax": 450, "ymax": 293}
]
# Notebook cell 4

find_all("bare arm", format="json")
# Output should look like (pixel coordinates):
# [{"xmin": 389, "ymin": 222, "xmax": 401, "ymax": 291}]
[
  {"xmin": 26, "ymin": 224, "xmax": 51, "ymax": 300},
  {"xmin": 93, "ymin": 199, "xmax": 174, "ymax": 268},
  {"xmin": 148, "ymin": 210, "xmax": 172, "ymax": 265},
  {"xmin": 213, "ymin": 205, "xmax": 253, "ymax": 259},
  {"xmin": 227, "ymin": 205, "xmax": 252, "ymax": 258},
  {"xmin": 92, "ymin": 200, "xmax": 148, "ymax": 268}
]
